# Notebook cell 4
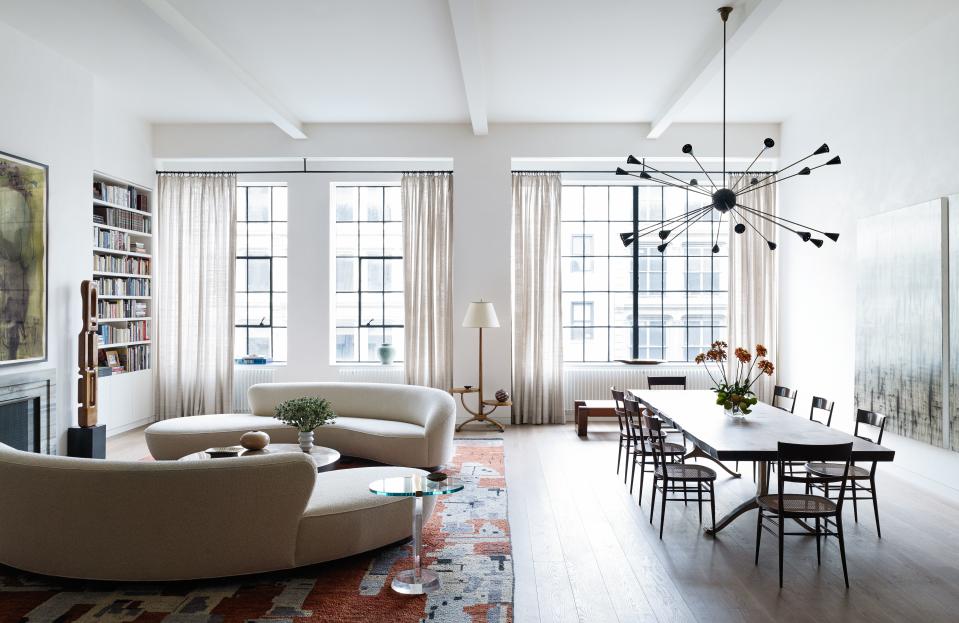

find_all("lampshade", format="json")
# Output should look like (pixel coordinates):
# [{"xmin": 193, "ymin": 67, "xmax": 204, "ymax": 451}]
[{"xmin": 462, "ymin": 301, "xmax": 499, "ymax": 328}]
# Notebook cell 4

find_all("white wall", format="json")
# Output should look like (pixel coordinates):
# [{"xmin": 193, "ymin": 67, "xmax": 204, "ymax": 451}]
[
  {"xmin": 155, "ymin": 121, "xmax": 779, "ymax": 424},
  {"xmin": 0, "ymin": 22, "xmax": 154, "ymax": 449},
  {"xmin": 777, "ymin": 7, "xmax": 959, "ymax": 485}
]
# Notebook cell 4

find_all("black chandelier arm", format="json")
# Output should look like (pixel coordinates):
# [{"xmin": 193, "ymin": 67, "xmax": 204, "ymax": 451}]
[
  {"xmin": 736, "ymin": 204, "xmax": 822, "ymax": 246},
  {"xmin": 731, "ymin": 206, "xmax": 778, "ymax": 250},
  {"xmin": 734, "ymin": 203, "xmax": 839, "ymax": 240},
  {"xmin": 660, "ymin": 205, "xmax": 713, "ymax": 250},
  {"xmin": 625, "ymin": 156, "xmax": 712, "ymax": 191},
  {"xmin": 731, "ymin": 139, "xmax": 775, "ymax": 192},
  {"xmin": 632, "ymin": 205, "xmax": 713, "ymax": 239},
  {"xmin": 711, "ymin": 210, "xmax": 725, "ymax": 252},
  {"xmin": 734, "ymin": 165, "xmax": 816, "ymax": 199},
  {"xmin": 618, "ymin": 170, "xmax": 713, "ymax": 199},
  {"xmin": 688, "ymin": 151, "xmax": 719, "ymax": 190},
  {"xmin": 747, "ymin": 144, "xmax": 830, "ymax": 188},
  {"xmin": 736, "ymin": 204, "xmax": 804, "ymax": 236}
]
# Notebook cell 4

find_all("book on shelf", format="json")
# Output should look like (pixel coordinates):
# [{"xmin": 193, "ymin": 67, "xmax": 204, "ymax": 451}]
[{"xmin": 93, "ymin": 206, "xmax": 151, "ymax": 233}]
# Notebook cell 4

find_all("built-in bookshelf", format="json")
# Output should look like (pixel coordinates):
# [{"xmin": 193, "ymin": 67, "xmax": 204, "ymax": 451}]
[{"xmin": 92, "ymin": 172, "xmax": 153, "ymax": 378}]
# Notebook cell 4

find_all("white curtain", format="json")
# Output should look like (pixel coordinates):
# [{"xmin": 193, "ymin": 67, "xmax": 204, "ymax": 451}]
[
  {"xmin": 511, "ymin": 172, "xmax": 565, "ymax": 424},
  {"xmin": 727, "ymin": 174, "xmax": 779, "ymax": 402},
  {"xmin": 402, "ymin": 172, "xmax": 453, "ymax": 390},
  {"xmin": 155, "ymin": 173, "xmax": 236, "ymax": 419}
]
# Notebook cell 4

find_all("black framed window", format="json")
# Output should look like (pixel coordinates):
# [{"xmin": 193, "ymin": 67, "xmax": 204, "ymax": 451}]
[
  {"xmin": 235, "ymin": 184, "xmax": 288, "ymax": 361},
  {"xmin": 333, "ymin": 184, "xmax": 404, "ymax": 362},
  {"xmin": 561, "ymin": 184, "xmax": 728, "ymax": 362}
]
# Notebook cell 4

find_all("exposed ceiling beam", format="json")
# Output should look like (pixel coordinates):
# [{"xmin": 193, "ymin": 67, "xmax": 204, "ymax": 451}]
[
  {"xmin": 646, "ymin": 0, "xmax": 783, "ymax": 139},
  {"xmin": 141, "ymin": 0, "xmax": 307, "ymax": 140},
  {"xmin": 447, "ymin": 0, "xmax": 488, "ymax": 135}
]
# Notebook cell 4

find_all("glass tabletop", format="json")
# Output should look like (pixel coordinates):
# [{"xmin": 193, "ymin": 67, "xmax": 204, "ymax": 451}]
[{"xmin": 369, "ymin": 474, "xmax": 465, "ymax": 497}]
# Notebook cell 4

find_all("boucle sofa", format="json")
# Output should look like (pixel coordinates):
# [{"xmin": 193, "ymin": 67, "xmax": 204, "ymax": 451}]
[
  {"xmin": 0, "ymin": 442, "xmax": 435, "ymax": 581},
  {"xmin": 145, "ymin": 382, "xmax": 456, "ymax": 468}
]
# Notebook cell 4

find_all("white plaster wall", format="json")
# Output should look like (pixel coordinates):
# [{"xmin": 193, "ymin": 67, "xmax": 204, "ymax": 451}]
[
  {"xmin": 155, "ymin": 121, "xmax": 779, "ymax": 424},
  {"xmin": 0, "ymin": 23, "xmax": 154, "ymax": 448},
  {"xmin": 777, "ymin": 7, "xmax": 959, "ymax": 486}
]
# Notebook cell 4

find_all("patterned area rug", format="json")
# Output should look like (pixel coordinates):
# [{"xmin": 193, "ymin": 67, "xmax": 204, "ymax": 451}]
[{"xmin": 0, "ymin": 439, "xmax": 512, "ymax": 622}]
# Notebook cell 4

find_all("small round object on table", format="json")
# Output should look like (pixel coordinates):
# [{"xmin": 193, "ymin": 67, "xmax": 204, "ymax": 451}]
[
  {"xmin": 494, "ymin": 389, "xmax": 510, "ymax": 403},
  {"xmin": 240, "ymin": 430, "xmax": 270, "ymax": 451},
  {"xmin": 427, "ymin": 471, "xmax": 448, "ymax": 482}
]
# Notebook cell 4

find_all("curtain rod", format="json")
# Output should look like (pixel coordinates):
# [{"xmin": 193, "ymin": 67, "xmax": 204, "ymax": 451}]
[
  {"xmin": 156, "ymin": 169, "xmax": 452, "ymax": 175},
  {"xmin": 517, "ymin": 169, "xmax": 774, "ymax": 175}
]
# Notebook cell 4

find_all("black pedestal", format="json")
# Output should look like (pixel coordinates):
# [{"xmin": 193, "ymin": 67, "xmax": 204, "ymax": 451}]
[{"xmin": 68, "ymin": 424, "xmax": 106, "ymax": 459}]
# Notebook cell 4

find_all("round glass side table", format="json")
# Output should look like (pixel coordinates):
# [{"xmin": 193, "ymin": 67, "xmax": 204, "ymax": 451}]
[{"xmin": 369, "ymin": 474, "xmax": 464, "ymax": 595}]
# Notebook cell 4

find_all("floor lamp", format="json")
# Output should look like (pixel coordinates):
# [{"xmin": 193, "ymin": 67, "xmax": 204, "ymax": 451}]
[{"xmin": 452, "ymin": 301, "xmax": 510, "ymax": 432}]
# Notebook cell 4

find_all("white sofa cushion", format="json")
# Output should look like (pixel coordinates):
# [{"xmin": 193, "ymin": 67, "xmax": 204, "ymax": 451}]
[
  {"xmin": 146, "ymin": 414, "xmax": 300, "ymax": 460},
  {"xmin": 296, "ymin": 466, "xmax": 437, "ymax": 566}
]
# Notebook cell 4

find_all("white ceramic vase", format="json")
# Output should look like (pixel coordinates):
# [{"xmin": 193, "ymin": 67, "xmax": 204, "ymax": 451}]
[{"xmin": 298, "ymin": 431, "xmax": 314, "ymax": 453}]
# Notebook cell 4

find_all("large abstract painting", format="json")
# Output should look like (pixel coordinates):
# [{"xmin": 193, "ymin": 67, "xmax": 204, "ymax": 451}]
[
  {"xmin": 855, "ymin": 198, "xmax": 945, "ymax": 447},
  {"xmin": 0, "ymin": 151, "xmax": 47, "ymax": 366},
  {"xmin": 950, "ymin": 195, "xmax": 959, "ymax": 452}
]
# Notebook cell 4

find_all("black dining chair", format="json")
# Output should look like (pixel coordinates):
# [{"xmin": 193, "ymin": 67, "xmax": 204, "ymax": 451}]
[
  {"xmin": 624, "ymin": 397, "xmax": 685, "ymax": 501},
  {"xmin": 643, "ymin": 412, "xmax": 716, "ymax": 538},
  {"xmin": 806, "ymin": 409, "xmax": 887, "ymax": 538},
  {"xmin": 611, "ymin": 387, "xmax": 630, "ymax": 482},
  {"xmin": 736, "ymin": 384, "xmax": 799, "ymax": 479},
  {"xmin": 756, "ymin": 441, "xmax": 853, "ymax": 588},
  {"xmin": 647, "ymin": 376, "xmax": 686, "ymax": 390},
  {"xmin": 772, "ymin": 385, "xmax": 798, "ymax": 413},
  {"xmin": 808, "ymin": 396, "xmax": 835, "ymax": 427}
]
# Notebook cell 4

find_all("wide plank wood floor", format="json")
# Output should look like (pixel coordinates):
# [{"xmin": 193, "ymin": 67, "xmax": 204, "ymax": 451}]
[{"xmin": 108, "ymin": 423, "xmax": 959, "ymax": 623}]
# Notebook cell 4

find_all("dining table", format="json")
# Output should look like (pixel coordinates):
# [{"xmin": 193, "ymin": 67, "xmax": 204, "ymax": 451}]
[{"xmin": 628, "ymin": 389, "xmax": 896, "ymax": 535}]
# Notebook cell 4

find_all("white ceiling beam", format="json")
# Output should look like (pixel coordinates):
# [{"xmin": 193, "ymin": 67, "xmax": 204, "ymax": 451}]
[
  {"xmin": 141, "ymin": 0, "xmax": 306, "ymax": 140},
  {"xmin": 646, "ymin": 0, "xmax": 783, "ymax": 139},
  {"xmin": 447, "ymin": 0, "xmax": 488, "ymax": 136}
]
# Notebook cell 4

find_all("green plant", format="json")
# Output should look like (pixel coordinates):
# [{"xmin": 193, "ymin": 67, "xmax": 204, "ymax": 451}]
[
  {"xmin": 694, "ymin": 342, "xmax": 775, "ymax": 414},
  {"xmin": 274, "ymin": 397, "xmax": 337, "ymax": 432}
]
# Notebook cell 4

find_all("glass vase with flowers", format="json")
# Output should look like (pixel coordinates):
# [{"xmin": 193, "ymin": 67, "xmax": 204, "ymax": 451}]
[{"xmin": 694, "ymin": 341, "xmax": 775, "ymax": 418}]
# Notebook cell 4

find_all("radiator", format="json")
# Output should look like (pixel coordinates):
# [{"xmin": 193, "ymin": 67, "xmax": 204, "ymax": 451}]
[
  {"xmin": 563, "ymin": 365, "xmax": 711, "ymax": 416},
  {"xmin": 233, "ymin": 366, "xmax": 277, "ymax": 413},
  {"xmin": 337, "ymin": 366, "xmax": 405, "ymax": 384}
]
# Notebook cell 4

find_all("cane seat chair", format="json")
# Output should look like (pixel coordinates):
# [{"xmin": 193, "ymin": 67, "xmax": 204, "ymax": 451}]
[
  {"xmin": 806, "ymin": 409, "xmax": 887, "ymax": 538},
  {"xmin": 623, "ymin": 397, "xmax": 685, "ymax": 501},
  {"xmin": 756, "ymin": 441, "xmax": 853, "ymax": 587},
  {"xmin": 643, "ymin": 413, "xmax": 716, "ymax": 538}
]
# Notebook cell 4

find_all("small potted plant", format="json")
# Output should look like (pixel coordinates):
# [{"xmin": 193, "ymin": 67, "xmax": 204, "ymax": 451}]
[
  {"xmin": 694, "ymin": 341, "xmax": 775, "ymax": 418},
  {"xmin": 274, "ymin": 397, "xmax": 337, "ymax": 452}
]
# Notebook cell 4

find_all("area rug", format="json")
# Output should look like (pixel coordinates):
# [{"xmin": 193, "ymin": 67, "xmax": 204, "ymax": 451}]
[{"xmin": 0, "ymin": 439, "xmax": 512, "ymax": 623}]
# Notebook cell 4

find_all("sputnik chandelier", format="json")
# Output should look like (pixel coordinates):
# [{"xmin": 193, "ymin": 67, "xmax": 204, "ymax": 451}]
[{"xmin": 617, "ymin": 6, "xmax": 840, "ymax": 253}]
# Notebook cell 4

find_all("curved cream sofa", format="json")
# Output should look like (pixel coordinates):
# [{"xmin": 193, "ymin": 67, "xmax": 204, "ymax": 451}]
[
  {"xmin": 0, "ymin": 442, "xmax": 435, "ymax": 581},
  {"xmin": 146, "ymin": 382, "xmax": 456, "ymax": 468}
]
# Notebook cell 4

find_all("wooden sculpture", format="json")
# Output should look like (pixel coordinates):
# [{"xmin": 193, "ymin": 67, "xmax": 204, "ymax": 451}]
[{"xmin": 77, "ymin": 279, "xmax": 98, "ymax": 428}]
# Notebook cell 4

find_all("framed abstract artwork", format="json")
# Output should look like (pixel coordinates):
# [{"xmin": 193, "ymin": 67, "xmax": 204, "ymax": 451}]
[{"xmin": 0, "ymin": 150, "xmax": 47, "ymax": 366}]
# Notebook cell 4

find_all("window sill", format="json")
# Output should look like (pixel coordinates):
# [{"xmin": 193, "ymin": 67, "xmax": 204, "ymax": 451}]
[
  {"xmin": 564, "ymin": 362, "xmax": 702, "ymax": 368},
  {"xmin": 330, "ymin": 363, "xmax": 404, "ymax": 368},
  {"xmin": 234, "ymin": 361, "xmax": 286, "ymax": 367}
]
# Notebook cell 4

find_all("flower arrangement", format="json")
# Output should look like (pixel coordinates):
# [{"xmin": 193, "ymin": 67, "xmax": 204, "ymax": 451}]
[
  {"xmin": 274, "ymin": 397, "xmax": 337, "ymax": 432},
  {"xmin": 694, "ymin": 341, "xmax": 775, "ymax": 414}
]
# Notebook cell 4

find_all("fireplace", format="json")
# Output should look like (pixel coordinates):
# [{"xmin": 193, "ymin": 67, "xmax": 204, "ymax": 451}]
[{"xmin": 0, "ymin": 368, "xmax": 56, "ymax": 455}]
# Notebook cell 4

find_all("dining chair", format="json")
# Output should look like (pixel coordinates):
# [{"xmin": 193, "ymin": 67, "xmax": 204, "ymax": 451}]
[
  {"xmin": 647, "ymin": 376, "xmax": 686, "ymax": 390},
  {"xmin": 624, "ymin": 398, "xmax": 685, "ymax": 501},
  {"xmin": 806, "ymin": 409, "xmax": 887, "ymax": 538},
  {"xmin": 771, "ymin": 385, "xmax": 798, "ymax": 413},
  {"xmin": 756, "ymin": 441, "xmax": 853, "ymax": 587},
  {"xmin": 808, "ymin": 396, "xmax": 835, "ymax": 427},
  {"xmin": 643, "ymin": 412, "xmax": 716, "ymax": 538},
  {"xmin": 736, "ymin": 384, "xmax": 799, "ymax": 479},
  {"xmin": 611, "ymin": 387, "xmax": 630, "ymax": 482}
]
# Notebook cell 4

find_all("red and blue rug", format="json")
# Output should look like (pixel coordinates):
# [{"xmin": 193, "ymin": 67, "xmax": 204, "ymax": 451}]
[{"xmin": 0, "ymin": 439, "xmax": 512, "ymax": 622}]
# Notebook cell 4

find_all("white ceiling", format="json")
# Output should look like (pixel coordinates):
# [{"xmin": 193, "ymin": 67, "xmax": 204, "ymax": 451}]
[{"xmin": 0, "ymin": 0, "xmax": 951, "ymax": 130}]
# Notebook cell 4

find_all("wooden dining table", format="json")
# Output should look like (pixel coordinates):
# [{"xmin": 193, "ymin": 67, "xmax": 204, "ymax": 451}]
[{"xmin": 628, "ymin": 389, "xmax": 896, "ymax": 535}]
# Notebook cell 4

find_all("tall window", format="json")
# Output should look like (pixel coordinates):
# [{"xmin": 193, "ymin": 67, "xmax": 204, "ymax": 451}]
[
  {"xmin": 235, "ymin": 184, "xmax": 288, "ymax": 361},
  {"xmin": 561, "ymin": 184, "xmax": 728, "ymax": 362},
  {"xmin": 333, "ymin": 184, "xmax": 404, "ymax": 363}
]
